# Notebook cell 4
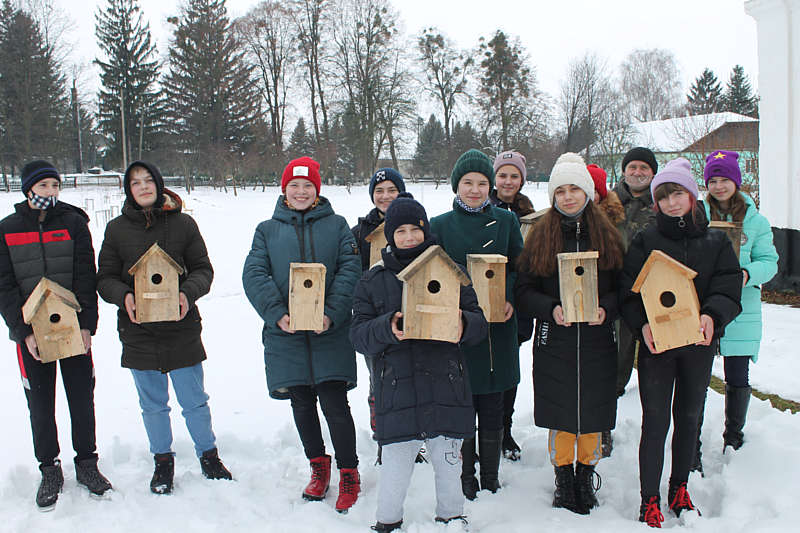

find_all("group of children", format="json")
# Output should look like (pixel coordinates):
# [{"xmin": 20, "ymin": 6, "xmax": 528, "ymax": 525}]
[{"xmin": 0, "ymin": 144, "xmax": 777, "ymax": 530}]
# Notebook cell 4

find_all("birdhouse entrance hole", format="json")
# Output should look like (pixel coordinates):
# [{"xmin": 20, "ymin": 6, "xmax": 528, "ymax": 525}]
[
  {"xmin": 575, "ymin": 266, "xmax": 585, "ymax": 276},
  {"xmin": 151, "ymin": 273, "xmax": 163, "ymax": 285},
  {"xmin": 303, "ymin": 279, "xmax": 313, "ymax": 288},
  {"xmin": 49, "ymin": 313, "xmax": 61, "ymax": 324},
  {"xmin": 427, "ymin": 280, "xmax": 441, "ymax": 294},
  {"xmin": 660, "ymin": 291, "xmax": 676, "ymax": 308},
  {"xmin": 485, "ymin": 269, "xmax": 495, "ymax": 279}
]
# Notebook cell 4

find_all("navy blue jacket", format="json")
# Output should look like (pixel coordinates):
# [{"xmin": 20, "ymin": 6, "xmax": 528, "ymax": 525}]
[{"xmin": 350, "ymin": 245, "xmax": 488, "ymax": 445}]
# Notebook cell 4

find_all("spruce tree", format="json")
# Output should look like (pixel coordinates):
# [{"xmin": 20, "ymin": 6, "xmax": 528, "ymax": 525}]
[
  {"xmin": 287, "ymin": 118, "xmax": 315, "ymax": 160},
  {"xmin": 686, "ymin": 67, "xmax": 722, "ymax": 115},
  {"xmin": 95, "ymin": 0, "xmax": 166, "ymax": 168},
  {"xmin": 162, "ymin": 0, "xmax": 260, "ymax": 175},
  {"xmin": 413, "ymin": 114, "xmax": 446, "ymax": 179},
  {"xmin": 724, "ymin": 65, "xmax": 757, "ymax": 117}
]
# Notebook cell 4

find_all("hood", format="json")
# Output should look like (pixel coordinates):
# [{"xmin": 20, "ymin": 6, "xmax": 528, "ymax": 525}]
[
  {"xmin": 124, "ymin": 160, "xmax": 166, "ymax": 208},
  {"xmin": 271, "ymin": 195, "xmax": 335, "ymax": 224},
  {"xmin": 598, "ymin": 190, "xmax": 625, "ymax": 225}
]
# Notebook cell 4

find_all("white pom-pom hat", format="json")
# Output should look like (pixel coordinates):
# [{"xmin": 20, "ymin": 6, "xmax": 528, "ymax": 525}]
[{"xmin": 547, "ymin": 152, "xmax": 595, "ymax": 203}]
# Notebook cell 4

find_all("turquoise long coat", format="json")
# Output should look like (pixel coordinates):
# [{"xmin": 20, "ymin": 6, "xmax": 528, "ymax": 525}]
[
  {"xmin": 430, "ymin": 201, "xmax": 524, "ymax": 395},
  {"xmin": 704, "ymin": 194, "xmax": 778, "ymax": 360}
]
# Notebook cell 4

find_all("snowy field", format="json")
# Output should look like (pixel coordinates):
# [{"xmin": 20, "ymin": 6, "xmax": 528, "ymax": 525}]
[{"xmin": 0, "ymin": 183, "xmax": 797, "ymax": 532}]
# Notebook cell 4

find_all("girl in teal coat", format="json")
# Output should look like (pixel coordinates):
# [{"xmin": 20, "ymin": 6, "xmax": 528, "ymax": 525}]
[
  {"xmin": 700, "ymin": 150, "xmax": 778, "ymax": 452},
  {"xmin": 242, "ymin": 157, "xmax": 362, "ymax": 513},
  {"xmin": 430, "ymin": 149, "xmax": 524, "ymax": 500}
]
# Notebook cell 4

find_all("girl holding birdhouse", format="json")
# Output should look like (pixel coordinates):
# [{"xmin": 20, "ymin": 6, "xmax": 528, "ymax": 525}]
[
  {"xmin": 350, "ymin": 192, "xmax": 488, "ymax": 532},
  {"xmin": 96, "ymin": 160, "xmax": 232, "ymax": 495},
  {"xmin": 242, "ymin": 156, "xmax": 362, "ymax": 514},
  {"xmin": 0, "ymin": 160, "xmax": 112, "ymax": 509},
  {"xmin": 514, "ymin": 153, "xmax": 624, "ymax": 516},
  {"xmin": 618, "ymin": 157, "xmax": 742, "ymax": 528},
  {"xmin": 429, "ymin": 149, "xmax": 524, "ymax": 501}
]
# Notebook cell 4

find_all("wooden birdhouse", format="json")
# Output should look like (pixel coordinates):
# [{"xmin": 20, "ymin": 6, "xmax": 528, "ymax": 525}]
[
  {"xmin": 396, "ymin": 245, "xmax": 471, "ymax": 342},
  {"xmin": 519, "ymin": 208, "xmax": 549, "ymax": 242},
  {"xmin": 709, "ymin": 221, "xmax": 744, "ymax": 260},
  {"xmin": 631, "ymin": 250, "xmax": 704, "ymax": 352},
  {"xmin": 128, "ymin": 243, "xmax": 184, "ymax": 323},
  {"xmin": 467, "ymin": 254, "xmax": 508, "ymax": 322},
  {"xmin": 557, "ymin": 251, "xmax": 600, "ymax": 323},
  {"xmin": 289, "ymin": 263, "xmax": 327, "ymax": 331},
  {"xmin": 22, "ymin": 278, "xmax": 84, "ymax": 363},
  {"xmin": 364, "ymin": 222, "xmax": 388, "ymax": 269}
]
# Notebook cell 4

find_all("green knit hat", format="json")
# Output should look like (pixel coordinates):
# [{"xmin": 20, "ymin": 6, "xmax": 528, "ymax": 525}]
[{"xmin": 450, "ymin": 149, "xmax": 495, "ymax": 192}]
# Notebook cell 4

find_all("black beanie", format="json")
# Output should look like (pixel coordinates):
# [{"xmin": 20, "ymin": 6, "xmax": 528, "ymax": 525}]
[
  {"xmin": 124, "ymin": 160, "xmax": 165, "ymax": 208},
  {"xmin": 384, "ymin": 192, "xmax": 430, "ymax": 248},
  {"xmin": 21, "ymin": 160, "xmax": 60, "ymax": 196},
  {"xmin": 369, "ymin": 168, "xmax": 406, "ymax": 201},
  {"xmin": 622, "ymin": 147, "xmax": 658, "ymax": 175}
]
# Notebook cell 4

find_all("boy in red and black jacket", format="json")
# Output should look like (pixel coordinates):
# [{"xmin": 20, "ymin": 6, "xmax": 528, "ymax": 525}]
[{"xmin": 0, "ymin": 160, "xmax": 111, "ymax": 510}]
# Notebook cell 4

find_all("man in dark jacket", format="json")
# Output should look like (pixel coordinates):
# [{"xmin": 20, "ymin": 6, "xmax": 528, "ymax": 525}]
[{"xmin": 0, "ymin": 160, "xmax": 111, "ymax": 510}]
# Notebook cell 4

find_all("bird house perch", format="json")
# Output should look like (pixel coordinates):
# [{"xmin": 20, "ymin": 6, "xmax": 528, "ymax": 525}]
[
  {"xmin": 519, "ymin": 208, "xmax": 549, "ymax": 242},
  {"xmin": 467, "ymin": 254, "xmax": 508, "ymax": 322},
  {"xmin": 396, "ymin": 245, "xmax": 470, "ymax": 342},
  {"xmin": 364, "ymin": 222, "xmax": 388, "ymax": 269},
  {"xmin": 128, "ymin": 243, "xmax": 184, "ymax": 323},
  {"xmin": 289, "ymin": 263, "xmax": 327, "ymax": 331},
  {"xmin": 22, "ymin": 278, "xmax": 84, "ymax": 363},
  {"xmin": 709, "ymin": 221, "xmax": 743, "ymax": 260},
  {"xmin": 557, "ymin": 251, "xmax": 600, "ymax": 323},
  {"xmin": 631, "ymin": 250, "xmax": 704, "ymax": 352}
]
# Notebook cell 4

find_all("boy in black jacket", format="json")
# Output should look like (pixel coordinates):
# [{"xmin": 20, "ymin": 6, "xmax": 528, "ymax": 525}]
[{"xmin": 0, "ymin": 161, "xmax": 111, "ymax": 510}]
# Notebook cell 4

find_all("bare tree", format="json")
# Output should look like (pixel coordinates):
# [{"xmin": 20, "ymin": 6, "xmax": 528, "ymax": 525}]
[
  {"xmin": 620, "ymin": 48, "xmax": 682, "ymax": 122},
  {"xmin": 593, "ymin": 90, "xmax": 633, "ymax": 185},
  {"xmin": 558, "ymin": 52, "xmax": 613, "ymax": 156},
  {"xmin": 417, "ymin": 27, "xmax": 471, "ymax": 143}
]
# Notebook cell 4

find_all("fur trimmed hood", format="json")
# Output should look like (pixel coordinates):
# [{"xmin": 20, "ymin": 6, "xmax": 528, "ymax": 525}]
[{"xmin": 598, "ymin": 190, "xmax": 625, "ymax": 225}]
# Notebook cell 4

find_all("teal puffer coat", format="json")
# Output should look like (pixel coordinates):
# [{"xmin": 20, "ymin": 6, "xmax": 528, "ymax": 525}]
[
  {"xmin": 704, "ymin": 194, "xmax": 778, "ymax": 360},
  {"xmin": 242, "ymin": 196, "xmax": 361, "ymax": 398},
  {"xmin": 430, "ymin": 200, "xmax": 524, "ymax": 395}
]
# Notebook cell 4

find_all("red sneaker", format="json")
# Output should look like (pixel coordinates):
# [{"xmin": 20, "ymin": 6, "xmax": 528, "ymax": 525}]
[
  {"xmin": 335, "ymin": 468, "xmax": 360, "ymax": 513},
  {"xmin": 302, "ymin": 455, "xmax": 331, "ymax": 501},
  {"xmin": 639, "ymin": 495, "xmax": 664, "ymax": 528}
]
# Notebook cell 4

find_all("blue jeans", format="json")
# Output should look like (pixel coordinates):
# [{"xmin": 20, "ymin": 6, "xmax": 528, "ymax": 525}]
[{"xmin": 131, "ymin": 363, "xmax": 216, "ymax": 457}]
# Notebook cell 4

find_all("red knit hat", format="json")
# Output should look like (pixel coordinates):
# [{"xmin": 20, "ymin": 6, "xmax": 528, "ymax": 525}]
[
  {"xmin": 282, "ymin": 157, "xmax": 321, "ymax": 193},
  {"xmin": 587, "ymin": 164, "xmax": 608, "ymax": 200}
]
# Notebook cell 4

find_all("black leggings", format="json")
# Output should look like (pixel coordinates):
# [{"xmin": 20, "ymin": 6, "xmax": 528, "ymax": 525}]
[
  {"xmin": 723, "ymin": 356, "xmax": 750, "ymax": 387},
  {"xmin": 474, "ymin": 392, "xmax": 504, "ymax": 433},
  {"xmin": 288, "ymin": 380, "xmax": 358, "ymax": 469},
  {"xmin": 638, "ymin": 347, "xmax": 713, "ymax": 497}
]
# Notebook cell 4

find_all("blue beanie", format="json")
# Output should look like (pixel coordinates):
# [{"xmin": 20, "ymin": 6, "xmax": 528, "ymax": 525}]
[
  {"xmin": 369, "ymin": 168, "xmax": 406, "ymax": 202},
  {"xmin": 384, "ymin": 192, "xmax": 430, "ymax": 248},
  {"xmin": 21, "ymin": 160, "xmax": 60, "ymax": 196}
]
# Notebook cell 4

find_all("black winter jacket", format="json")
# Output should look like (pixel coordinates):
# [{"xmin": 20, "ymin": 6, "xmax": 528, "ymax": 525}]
[
  {"xmin": 96, "ymin": 190, "xmax": 213, "ymax": 372},
  {"xmin": 0, "ymin": 200, "xmax": 98, "ymax": 343},
  {"xmin": 351, "ymin": 207, "xmax": 384, "ymax": 272},
  {"xmin": 514, "ymin": 216, "xmax": 619, "ymax": 434},
  {"xmin": 619, "ymin": 207, "xmax": 742, "ymax": 345},
  {"xmin": 349, "ymin": 245, "xmax": 488, "ymax": 445}
]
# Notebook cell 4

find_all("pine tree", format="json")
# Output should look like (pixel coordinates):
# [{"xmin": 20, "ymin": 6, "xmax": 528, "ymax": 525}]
[
  {"xmin": 287, "ymin": 118, "xmax": 315, "ymax": 160},
  {"xmin": 0, "ymin": 2, "xmax": 68, "ymax": 171},
  {"xmin": 162, "ymin": 0, "xmax": 260, "ymax": 175},
  {"xmin": 723, "ymin": 65, "xmax": 757, "ymax": 117},
  {"xmin": 686, "ymin": 67, "xmax": 722, "ymax": 115},
  {"xmin": 95, "ymin": 0, "xmax": 166, "ymax": 168},
  {"xmin": 413, "ymin": 114, "xmax": 446, "ymax": 180}
]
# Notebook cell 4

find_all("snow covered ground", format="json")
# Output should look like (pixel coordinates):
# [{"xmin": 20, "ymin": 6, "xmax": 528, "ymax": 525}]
[{"xmin": 1, "ymin": 183, "xmax": 797, "ymax": 532}]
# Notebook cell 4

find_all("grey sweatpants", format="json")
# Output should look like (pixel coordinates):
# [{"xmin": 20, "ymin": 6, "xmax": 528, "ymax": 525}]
[{"xmin": 377, "ymin": 436, "xmax": 464, "ymax": 524}]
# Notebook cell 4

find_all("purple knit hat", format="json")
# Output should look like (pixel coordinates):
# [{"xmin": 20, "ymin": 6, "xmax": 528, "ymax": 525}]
[
  {"xmin": 703, "ymin": 150, "xmax": 742, "ymax": 188},
  {"xmin": 494, "ymin": 151, "xmax": 527, "ymax": 181},
  {"xmin": 650, "ymin": 158, "xmax": 699, "ymax": 200}
]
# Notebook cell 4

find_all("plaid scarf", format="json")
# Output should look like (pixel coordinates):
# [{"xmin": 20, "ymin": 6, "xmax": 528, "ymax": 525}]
[
  {"xmin": 455, "ymin": 194, "xmax": 490, "ymax": 213},
  {"xmin": 30, "ymin": 193, "xmax": 57, "ymax": 210}
]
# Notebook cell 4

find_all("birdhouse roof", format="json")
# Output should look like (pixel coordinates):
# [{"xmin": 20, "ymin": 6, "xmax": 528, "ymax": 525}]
[
  {"xmin": 396, "ymin": 245, "xmax": 471, "ymax": 286},
  {"xmin": 631, "ymin": 250, "xmax": 697, "ymax": 293},
  {"xmin": 364, "ymin": 222, "xmax": 386, "ymax": 244},
  {"xmin": 557, "ymin": 251, "xmax": 599, "ymax": 262},
  {"xmin": 467, "ymin": 254, "xmax": 508, "ymax": 264},
  {"xmin": 22, "ymin": 278, "xmax": 81, "ymax": 324},
  {"xmin": 520, "ymin": 208, "xmax": 549, "ymax": 224},
  {"xmin": 128, "ymin": 243, "xmax": 185, "ymax": 276}
]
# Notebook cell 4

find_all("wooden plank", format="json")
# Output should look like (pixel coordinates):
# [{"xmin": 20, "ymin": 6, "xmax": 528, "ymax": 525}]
[
  {"xmin": 29, "ymin": 297, "xmax": 85, "ymax": 363},
  {"xmin": 709, "ymin": 221, "xmax": 743, "ymax": 260},
  {"xmin": 289, "ymin": 263, "xmax": 326, "ymax": 331},
  {"xmin": 401, "ymin": 256, "xmax": 462, "ymax": 342},
  {"xmin": 557, "ymin": 251, "xmax": 599, "ymax": 323},
  {"xmin": 133, "ymin": 253, "xmax": 181, "ymax": 323},
  {"xmin": 632, "ymin": 250, "xmax": 697, "ymax": 294},
  {"xmin": 364, "ymin": 222, "xmax": 387, "ymax": 269},
  {"xmin": 396, "ymin": 245, "xmax": 470, "ymax": 286},
  {"xmin": 639, "ymin": 261, "xmax": 704, "ymax": 351},
  {"xmin": 467, "ymin": 254, "xmax": 508, "ymax": 322}
]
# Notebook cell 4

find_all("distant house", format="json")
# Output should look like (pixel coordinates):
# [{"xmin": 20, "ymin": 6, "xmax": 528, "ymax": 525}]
[{"xmin": 624, "ymin": 112, "xmax": 759, "ymax": 187}]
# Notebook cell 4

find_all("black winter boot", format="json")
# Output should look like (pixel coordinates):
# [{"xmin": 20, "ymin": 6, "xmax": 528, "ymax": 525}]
[
  {"xmin": 601, "ymin": 430, "xmax": 613, "ymax": 458},
  {"xmin": 639, "ymin": 495, "xmax": 664, "ymax": 528},
  {"xmin": 691, "ymin": 408, "xmax": 704, "ymax": 476},
  {"xmin": 200, "ymin": 448, "xmax": 233, "ymax": 480},
  {"xmin": 668, "ymin": 479, "xmax": 701, "ymax": 518},
  {"xmin": 478, "ymin": 428, "xmax": 502, "ymax": 493},
  {"xmin": 723, "ymin": 385, "xmax": 751, "ymax": 452},
  {"xmin": 502, "ymin": 426, "xmax": 521, "ymax": 461},
  {"xmin": 150, "ymin": 453, "xmax": 174, "ymax": 494},
  {"xmin": 75, "ymin": 456, "xmax": 112, "ymax": 497},
  {"xmin": 460, "ymin": 437, "xmax": 479, "ymax": 500},
  {"xmin": 553, "ymin": 464, "xmax": 585, "ymax": 514},
  {"xmin": 574, "ymin": 462, "xmax": 601, "ymax": 514},
  {"xmin": 36, "ymin": 460, "xmax": 64, "ymax": 511},
  {"xmin": 371, "ymin": 520, "xmax": 402, "ymax": 532}
]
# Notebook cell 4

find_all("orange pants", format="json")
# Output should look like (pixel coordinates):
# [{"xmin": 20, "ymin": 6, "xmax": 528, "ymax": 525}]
[{"xmin": 548, "ymin": 430, "xmax": 602, "ymax": 467}]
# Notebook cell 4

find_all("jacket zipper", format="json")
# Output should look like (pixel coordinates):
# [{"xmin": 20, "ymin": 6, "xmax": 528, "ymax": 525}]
[
  {"xmin": 295, "ymin": 212, "xmax": 316, "ymax": 385},
  {"xmin": 38, "ymin": 220, "xmax": 49, "ymax": 276},
  {"xmin": 575, "ymin": 219, "xmax": 582, "ymax": 435}
]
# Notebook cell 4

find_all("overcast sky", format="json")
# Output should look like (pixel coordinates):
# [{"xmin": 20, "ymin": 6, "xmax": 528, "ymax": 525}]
[{"xmin": 61, "ymin": 0, "xmax": 758, "ymax": 114}]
